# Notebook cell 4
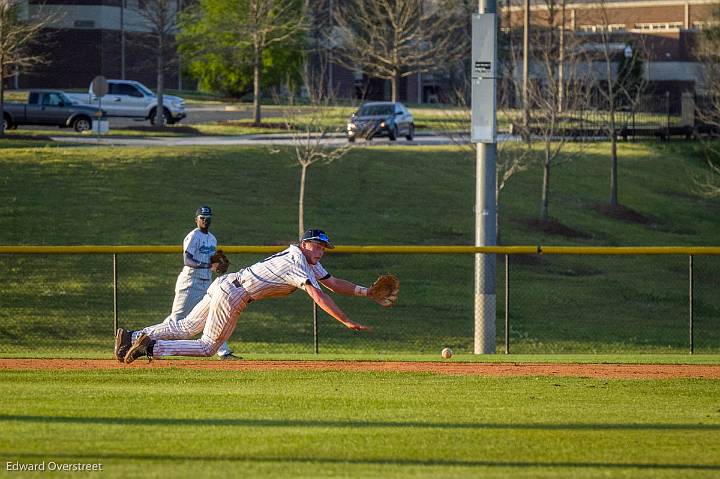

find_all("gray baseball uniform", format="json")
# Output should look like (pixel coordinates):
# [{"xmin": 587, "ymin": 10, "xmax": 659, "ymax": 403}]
[
  {"xmin": 167, "ymin": 226, "xmax": 216, "ymax": 321},
  {"xmin": 137, "ymin": 245, "xmax": 329, "ymax": 357}
]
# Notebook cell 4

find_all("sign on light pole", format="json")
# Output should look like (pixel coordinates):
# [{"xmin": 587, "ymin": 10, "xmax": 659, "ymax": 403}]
[
  {"xmin": 91, "ymin": 75, "xmax": 109, "ymax": 138},
  {"xmin": 471, "ymin": 1, "xmax": 497, "ymax": 354}
]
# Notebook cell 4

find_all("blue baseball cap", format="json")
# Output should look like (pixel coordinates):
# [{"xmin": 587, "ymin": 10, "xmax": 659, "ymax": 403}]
[
  {"xmin": 196, "ymin": 206, "xmax": 212, "ymax": 217},
  {"xmin": 301, "ymin": 229, "xmax": 335, "ymax": 249}
]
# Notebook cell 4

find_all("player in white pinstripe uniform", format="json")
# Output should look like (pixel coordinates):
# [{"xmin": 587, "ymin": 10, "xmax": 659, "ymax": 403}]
[{"xmin": 118, "ymin": 229, "xmax": 370, "ymax": 362}]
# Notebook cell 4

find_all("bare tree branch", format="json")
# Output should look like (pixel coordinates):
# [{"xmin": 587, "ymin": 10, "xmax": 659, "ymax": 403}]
[
  {"xmin": 435, "ymin": 77, "xmax": 533, "ymax": 242},
  {"xmin": 128, "ymin": 0, "xmax": 179, "ymax": 127},
  {"xmin": 0, "ymin": 0, "xmax": 57, "ymax": 135},
  {"xmin": 694, "ymin": 2, "xmax": 720, "ymax": 197},
  {"xmin": 276, "ymin": 60, "xmax": 355, "ymax": 238},
  {"xmin": 581, "ymin": 0, "xmax": 649, "ymax": 207},
  {"xmin": 507, "ymin": 0, "xmax": 591, "ymax": 220},
  {"xmin": 329, "ymin": 0, "xmax": 467, "ymax": 102}
]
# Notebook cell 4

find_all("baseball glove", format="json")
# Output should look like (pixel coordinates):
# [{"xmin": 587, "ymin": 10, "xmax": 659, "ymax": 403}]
[
  {"xmin": 210, "ymin": 249, "xmax": 230, "ymax": 275},
  {"xmin": 368, "ymin": 274, "xmax": 400, "ymax": 307}
]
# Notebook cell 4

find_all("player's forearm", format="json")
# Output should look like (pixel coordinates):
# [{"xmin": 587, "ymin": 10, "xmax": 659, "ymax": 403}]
[
  {"xmin": 184, "ymin": 252, "xmax": 210, "ymax": 269},
  {"xmin": 310, "ymin": 287, "xmax": 351, "ymax": 324},
  {"xmin": 306, "ymin": 285, "xmax": 364, "ymax": 330},
  {"xmin": 323, "ymin": 277, "xmax": 368, "ymax": 297}
]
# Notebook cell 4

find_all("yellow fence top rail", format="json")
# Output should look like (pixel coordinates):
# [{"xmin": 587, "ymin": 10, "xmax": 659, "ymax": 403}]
[{"xmin": 1, "ymin": 245, "xmax": 720, "ymax": 255}]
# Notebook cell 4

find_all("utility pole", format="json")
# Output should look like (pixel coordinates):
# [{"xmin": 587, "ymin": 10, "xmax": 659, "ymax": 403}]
[
  {"xmin": 523, "ymin": 0, "xmax": 530, "ymax": 136},
  {"xmin": 558, "ymin": 0, "xmax": 566, "ymax": 112},
  {"xmin": 472, "ymin": 0, "xmax": 498, "ymax": 354},
  {"xmin": 177, "ymin": 0, "xmax": 183, "ymax": 91},
  {"xmin": 120, "ymin": 0, "xmax": 126, "ymax": 80}
]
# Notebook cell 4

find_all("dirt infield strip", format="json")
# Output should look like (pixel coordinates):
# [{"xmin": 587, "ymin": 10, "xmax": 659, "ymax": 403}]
[{"xmin": 1, "ymin": 359, "xmax": 719, "ymax": 379}]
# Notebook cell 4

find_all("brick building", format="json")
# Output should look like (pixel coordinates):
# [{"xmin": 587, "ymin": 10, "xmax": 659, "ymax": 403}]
[
  {"xmin": 7, "ymin": 0, "xmax": 180, "ymax": 90},
  {"xmin": 6, "ymin": 0, "xmax": 718, "ymax": 103},
  {"xmin": 8, "ymin": 0, "xmax": 449, "ymax": 103},
  {"xmin": 504, "ymin": 0, "xmax": 717, "ymax": 98}
]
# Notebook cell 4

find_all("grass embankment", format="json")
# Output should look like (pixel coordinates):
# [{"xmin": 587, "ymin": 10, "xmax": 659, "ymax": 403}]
[{"xmin": 0, "ymin": 141, "xmax": 718, "ymax": 355}]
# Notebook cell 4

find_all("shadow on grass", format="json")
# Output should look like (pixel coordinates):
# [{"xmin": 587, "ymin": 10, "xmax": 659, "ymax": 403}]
[
  {"xmin": 2, "ymin": 414, "xmax": 719, "ymax": 432},
  {"xmin": 9, "ymin": 451, "xmax": 720, "ymax": 471},
  {"xmin": 113, "ymin": 125, "xmax": 203, "ymax": 135},
  {"xmin": 515, "ymin": 217, "xmax": 594, "ymax": 240}
]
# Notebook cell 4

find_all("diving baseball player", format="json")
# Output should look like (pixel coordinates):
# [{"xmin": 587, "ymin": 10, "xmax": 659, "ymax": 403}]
[{"xmin": 116, "ymin": 229, "xmax": 399, "ymax": 363}]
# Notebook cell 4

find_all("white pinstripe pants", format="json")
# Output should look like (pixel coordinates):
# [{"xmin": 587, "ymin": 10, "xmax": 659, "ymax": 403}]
[
  {"xmin": 166, "ymin": 275, "xmax": 210, "ymax": 322},
  {"xmin": 143, "ymin": 277, "xmax": 250, "ymax": 357},
  {"xmin": 162, "ymin": 274, "xmax": 232, "ymax": 356}
]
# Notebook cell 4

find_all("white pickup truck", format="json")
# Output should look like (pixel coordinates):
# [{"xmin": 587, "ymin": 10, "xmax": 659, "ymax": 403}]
[{"xmin": 66, "ymin": 79, "xmax": 186, "ymax": 125}]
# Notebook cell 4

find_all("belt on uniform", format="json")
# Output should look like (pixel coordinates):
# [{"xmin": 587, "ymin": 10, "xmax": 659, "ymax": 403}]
[{"xmin": 232, "ymin": 279, "xmax": 254, "ymax": 303}]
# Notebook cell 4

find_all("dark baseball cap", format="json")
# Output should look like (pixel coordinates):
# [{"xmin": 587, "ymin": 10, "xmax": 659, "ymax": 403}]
[
  {"xmin": 196, "ymin": 206, "xmax": 212, "ymax": 217},
  {"xmin": 301, "ymin": 229, "xmax": 335, "ymax": 249}
]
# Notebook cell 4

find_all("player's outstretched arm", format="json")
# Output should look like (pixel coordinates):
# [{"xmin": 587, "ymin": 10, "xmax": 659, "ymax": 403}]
[
  {"xmin": 320, "ymin": 275, "xmax": 399, "ymax": 307},
  {"xmin": 305, "ymin": 282, "xmax": 370, "ymax": 331},
  {"xmin": 319, "ymin": 277, "xmax": 368, "ymax": 297}
]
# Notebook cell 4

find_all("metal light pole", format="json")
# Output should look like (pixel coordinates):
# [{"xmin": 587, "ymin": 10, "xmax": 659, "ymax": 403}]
[
  {"xmin": 177, "ymin": 0, "xmax": 183, "ymax": 91},
  {"xmin": 472, "ymin": 0, "xmax": 497, "ymax": 354},
  {"xmin": 120, "ymin": 0, "xmax": 126, "ymax": 80},
  {"xmin": 523, "ymin": 0, "xmax": 530, "ymax": 134}
]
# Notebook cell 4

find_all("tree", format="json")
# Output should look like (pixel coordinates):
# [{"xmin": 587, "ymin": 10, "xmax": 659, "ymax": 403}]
[
  {"xmin": 695, "ymin": 2, "xmax": 720, "ymax": 197},
  {"xmin": 178, "ymin": 0, "xmax": 306, "ymax": 125},
  {"xmin": 504, "ymin": 0, "xmax": 590, "ymax": 220},
  {"xmin": 584, "ymin": 0, "xmax": 648, "ymax": 208},
  {"xmin": 278, "ymin": 62, "xmax": 354, "ymax": 238},
  {"xmin": 0, "ymin": 0, "xmax": 53, "ymax": 135},
  {"xmin": 439, "ymin": 84, "xmax": 533, "ymax": 242},
  {"xmin": 330, "ymin": 0, "xmax": 467, "ymax": 102},
  {"xmin": 128, "ymin": 0, "xmax": 179, "ymax": 127},
  {"xmin": 525, "ymin": 0, "xmax": 591, "ymax": 220}
]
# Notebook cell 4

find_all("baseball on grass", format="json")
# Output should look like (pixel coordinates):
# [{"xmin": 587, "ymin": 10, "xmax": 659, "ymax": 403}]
[{"xmin": 441, "ymin": 347, "xmax": 453, "ymax": 359}]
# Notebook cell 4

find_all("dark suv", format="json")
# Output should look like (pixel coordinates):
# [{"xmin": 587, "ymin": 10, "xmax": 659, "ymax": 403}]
[{"xmin": 346, "ymin": 102, "xmax": 414, "ymax": 142}]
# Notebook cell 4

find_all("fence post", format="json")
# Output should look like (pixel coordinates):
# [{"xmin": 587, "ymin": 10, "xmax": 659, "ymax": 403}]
[
  {"xmin": 313, "ymin": 302, "xmax": 319, "ymax": 354},
  {"xmin": 504, "ymin": 254, "xmax": 510, "ymax": 354},
  {"xmin": 113, "ymin": 253, "xmax": 118, "ymax": 334},
  {"xmin": 689, "ymin": 255, "xmax": 694, "ymax": 354}
]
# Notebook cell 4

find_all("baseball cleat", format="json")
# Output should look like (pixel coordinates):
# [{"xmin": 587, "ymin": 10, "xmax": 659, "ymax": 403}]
[
  {"xmin": 124, "ymin": 333, "xmax": 154, "ymax": 364},
  {"xmin": 114, "ymin": 328, "xmax": 133, "ymax": 363},
  {"xmin": 218, "ymin": 353, "xmax": 242, "ymax": 361}
]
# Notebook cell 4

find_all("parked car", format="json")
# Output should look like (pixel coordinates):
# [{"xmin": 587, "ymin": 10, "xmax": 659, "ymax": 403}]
[
  {"xmin": 66, "ymin": 79, "xmax": 186, "ymax": 125},
  {"xmin": 346, "ymin": 101, "xmax": 414, "ymax": 142},
  {"xmin": 2, "ymin": 90, "xmax": 105, "ymax": 132}
]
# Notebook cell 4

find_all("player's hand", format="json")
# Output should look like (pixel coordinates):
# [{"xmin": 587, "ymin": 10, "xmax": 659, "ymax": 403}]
[{"xmin": 345, "ymin": 321, "xmax": 371, "ymax": 332}]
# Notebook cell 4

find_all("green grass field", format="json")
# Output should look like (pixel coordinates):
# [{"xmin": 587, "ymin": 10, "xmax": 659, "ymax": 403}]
[
  {"xmin": 0, "ymin": 141, "xmax": 719, "ymax": 355},
  {"xmin": 1, "ymin": 368, "xmax": 718, "ymax": 479}
]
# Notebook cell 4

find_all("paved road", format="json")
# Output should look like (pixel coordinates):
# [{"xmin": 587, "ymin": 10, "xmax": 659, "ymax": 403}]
[{"xmin": 43, "ymin": 102, "xmax": 503, "ymax": 146}]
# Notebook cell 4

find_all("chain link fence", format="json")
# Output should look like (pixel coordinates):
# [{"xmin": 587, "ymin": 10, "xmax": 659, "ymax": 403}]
[{"xmin": 0, "ymin": 249, "xmax": 718, "ymax": 356}]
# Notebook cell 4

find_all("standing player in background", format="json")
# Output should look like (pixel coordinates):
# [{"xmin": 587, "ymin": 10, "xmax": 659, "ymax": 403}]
[
  {"xmin": 114, "ymin": 206, "xmax": 237, "ymax": 361},
  {"xmin": 116, "ymin": 229, "xmax": 397, "ymax": 363}
]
